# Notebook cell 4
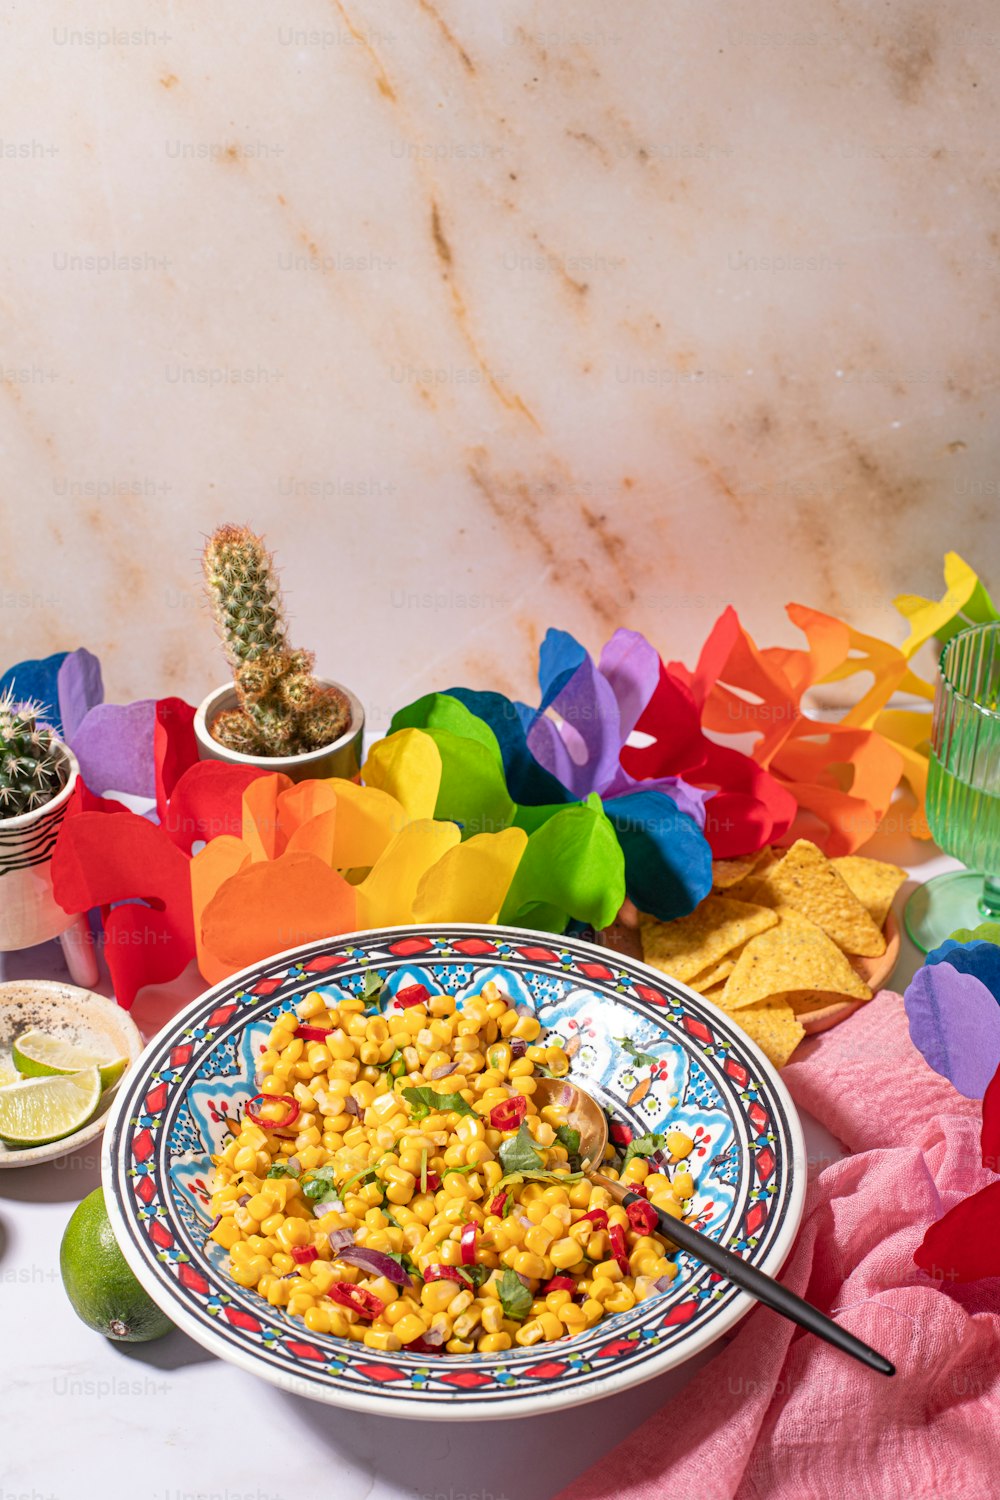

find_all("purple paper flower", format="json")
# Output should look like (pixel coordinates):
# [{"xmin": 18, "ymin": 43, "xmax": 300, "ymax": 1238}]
[
  {"xmin": 1, "ymin": 648, "xmax": 158, "ymax": 798},
  {"xmin": 904, "ymin": 935, "xmax": 1000, "ymax": 1097},
  {"xmin": 520, "ymin": 628, "xmax": 712, "ymax": 829}
]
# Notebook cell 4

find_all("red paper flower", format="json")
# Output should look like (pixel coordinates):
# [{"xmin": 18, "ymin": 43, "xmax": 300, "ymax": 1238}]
[
  {"xmin": 914, "ymin": 1064, "xmax": 1000, "ymax": 1282},
  {"xmin": 51, "ymin": 703, "xmax": 267, "ymax": 1007},
  {"xmin": 625, "ymin": 605, "xmax": 906, "ymax": 857},
  {"xmin": 622, "ymin": 650, "xmax": 797, "ymax": 858}
]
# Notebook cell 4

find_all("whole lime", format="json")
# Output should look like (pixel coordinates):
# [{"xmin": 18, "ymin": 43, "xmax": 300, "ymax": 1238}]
[{"xmin": 60, "ymin": 1187, "xmax": 175, "ymax": 1343}]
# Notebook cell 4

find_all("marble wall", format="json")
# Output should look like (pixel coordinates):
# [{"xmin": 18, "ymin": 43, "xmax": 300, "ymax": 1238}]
[{"xmin": 2, "ymin": 0, "xmax": 998, "ymax": 726}]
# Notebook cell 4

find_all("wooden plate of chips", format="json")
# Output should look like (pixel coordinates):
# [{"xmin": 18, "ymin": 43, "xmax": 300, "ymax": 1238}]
[{"xmin": 596, "ymin": 842, "xmax": 906, "ymax": 1069}]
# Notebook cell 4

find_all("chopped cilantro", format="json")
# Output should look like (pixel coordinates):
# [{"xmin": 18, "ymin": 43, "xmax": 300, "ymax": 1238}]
[
  {"xmin": 495, "ymin": 1167, "xmax": 584, "ymax": 1201},
  {"xmin": 266, "ymin": 1160, "xmax": 300, "ymax": 1179},
  {"xmin": 363, "ymin": 971, "xmax": 386, "ymax": 1009},
  {"xmin": 615, "ymin": 1035, "xmax": 659, "ymax": 1069},
  {"xmin": 496, "ymin": 1268, "xmax": 533, "ymax": 1322},
  {"xmin": 554, "ymin": 1125, "xmax": 581, "ymax": 1156},
  {"xmin": 498, "ymin": 1122, "xmax": 545, "ymax": 1174},
  {"xmin": 402, "ymin": 1085, "xmax": 476, "ymax": 1120},
  {"xmin": 300, "ymin": 1164, "xmax": 344, "ymax": 1209},
  {"xmin": 457, "ymin": 1263, "xmax": 492, "ymax": 1290},
  {"xmin": 622, "ymin": 1131, "xmax": 669, "ymax": 1169}
]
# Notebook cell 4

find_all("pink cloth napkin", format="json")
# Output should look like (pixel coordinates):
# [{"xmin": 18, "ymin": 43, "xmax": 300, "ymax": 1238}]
[{"xmin": 556, "ymin": 992, "xmax": 1000, "ymax": 1500}]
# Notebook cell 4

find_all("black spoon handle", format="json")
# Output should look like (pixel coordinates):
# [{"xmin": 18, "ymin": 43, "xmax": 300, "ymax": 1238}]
[{"xmin": 615, "ymin": 1186, "xmax": 894, "ymax": 1376}]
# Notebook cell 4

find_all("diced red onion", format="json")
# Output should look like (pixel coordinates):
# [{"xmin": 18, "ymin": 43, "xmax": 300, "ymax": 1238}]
[
  {"xmin": 430, "ymin": 1061, "xmax": 458, "ymax": 1080},
  {"xmin": 517, "ymin": 1214, "xmax": 533, "ymax": 1230},
  {"xmin": 328, "ymin": 1228, "xmax": 356, "ymax": 1254},
  {"xmin": 653, "ymin": 1275, "xmax": 675, "ymax": 1293},
  {"xmin": 514, "ymin": 1271, "xmax": 532, "ymax": 1288},
  {"xmin": 336, "ymin": 1245, "xmax": 409, "ymax": 1285},
  {"xmin": 343, "ymin": 1094, "xmax": 360, "ymax": 1117},
  {"xmin": 286, "ymin": 1156, "xmax": 302, "ymax": 1177},
  {"xmin": 237, "ymin": 1194, "xmax": 250, "ymax": 1206},
  {"xmin": 509, "ymin": 1039, "xmax": 528, "ymax": 1060},
  {"xmin": 460, "ymin": 1222, "xmax": 477, "ymax": 1265},
  {"xmin": 417, "ymin": 1324, "xmax": 447, "ymax": 1347},
  {"xmin": 205, "ymin": 1214, "xmax": 222, "ymax": 1234}
]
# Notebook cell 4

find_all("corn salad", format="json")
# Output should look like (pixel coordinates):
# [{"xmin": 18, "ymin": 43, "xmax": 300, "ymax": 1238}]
[{"xmin": 209, "ymin": 980, "xmax": 691, "ymax": 1355}]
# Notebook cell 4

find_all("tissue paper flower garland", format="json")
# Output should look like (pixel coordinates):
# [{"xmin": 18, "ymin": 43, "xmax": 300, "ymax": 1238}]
[
  {"xmin": 51, "ymin": 713, "xmax": 628, "ymax": 1003},
  {"xmin": 389, "ymin": 649, "xmax": 714, "ymax": 922},
  {"xmin": 904, "ymin": 931, "xmax": 1000, "ymax": 1099},
  {"xmin": 441, "ymin": 551, "xmax": 996, "ymax": 860}
]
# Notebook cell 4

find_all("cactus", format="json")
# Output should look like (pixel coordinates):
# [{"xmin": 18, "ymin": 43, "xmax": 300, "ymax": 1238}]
[
  {"xmin": 0, "ymin": 692, "xmax": 70, "ymax": 818},
  {"xmin": 202, "ymin": 525, "xmax": 351, "ymax": 757}
]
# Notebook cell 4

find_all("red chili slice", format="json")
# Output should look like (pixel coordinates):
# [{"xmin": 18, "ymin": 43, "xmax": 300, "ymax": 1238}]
[
  {"xmin": 396, "ymin": 983, "xmax": 429, "ymax": 1009},
  {"xmin": 489, "ymin": 1096, "xmax": 528, "ymax": 1131},
  {"xmin": 291, "ymin": 1245, "xmax": 319, "ymax": 1265},
  {"xmin": 244, "ymin": 1093, "xmax": 300, "ymax": 1129},
  {"xmin": 295, "ymin": 1024, "xmax": 333, "ymax": 1042},
  {"xmin": 460, "ymin": 1222, "xmax": 478, "ymax": 1266},
  {"xmin": 542, "ymin": 1276, "xmax": 576, "ymax": 1294},
  {"xmin": 609, "ymin": 1222, "xmax": 630, "ymax": 1276},
  {"xmin": 422, "ymin": 1265, "xmax": 465, "ymax": 1283},
  {"xmin": 327, "ymin": 1282, "xmax": 385, "ymax": 1320},
  {"xmin": 489, "ymin": 1191, "xmax": 508, "ymax": 1217},
  {"xmin": 581, "ymin": 1208, "xmax": 608, "ymax": 1229},
  {"xmin": 626, "ymin": 1199, "xmax": 659, "ymax": 1236},
  {"xmin": 405, "ymin": 1336, "xmax": 443, "ymax": 1355},
  {"xmin": 424, "ymin": 1172, "xmax": 442, "ymax": 1193}
]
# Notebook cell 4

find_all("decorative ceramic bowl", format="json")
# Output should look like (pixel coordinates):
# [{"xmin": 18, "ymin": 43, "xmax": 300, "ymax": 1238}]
[
  {"xmin": 0, "ymin": 981, "xmax": 143, "ymax": 1168},
  {"xmin": 102, "ymin": 925, "xmax": 806, "ymax": 1419},
  {"xmin": 193, "ymin": 680, "xmax": 365, "ymax": 783}
]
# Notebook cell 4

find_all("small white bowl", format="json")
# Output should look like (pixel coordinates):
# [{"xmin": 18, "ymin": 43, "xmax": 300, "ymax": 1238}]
[
  {"xmin": 0, "ymin": 981, "xmax": 143, "ymax": 1168},
  {"xmin": 193, "ymin": 680, "xmax": 365, "ymax": 783}
]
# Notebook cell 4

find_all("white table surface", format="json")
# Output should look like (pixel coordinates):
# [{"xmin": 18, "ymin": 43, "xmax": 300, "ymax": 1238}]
[{"xmin": 0, "ymin": 815, "xmax": 956, "ymax": 1500}]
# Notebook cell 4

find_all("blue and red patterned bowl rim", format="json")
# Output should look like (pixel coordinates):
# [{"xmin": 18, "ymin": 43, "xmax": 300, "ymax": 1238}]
[{"xmin": 102, "ymin": 923, "xmax": 806, "ymax": 1421}]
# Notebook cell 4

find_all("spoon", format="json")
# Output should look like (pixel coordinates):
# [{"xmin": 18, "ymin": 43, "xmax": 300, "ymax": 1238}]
[{"xmin": 532, "ymin": 1076, "xmax": 895, "ymax": 1377}]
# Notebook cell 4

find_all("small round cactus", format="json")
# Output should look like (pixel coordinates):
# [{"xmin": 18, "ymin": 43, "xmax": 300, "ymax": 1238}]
[
  {"xmin": 0, "ymin": 692, "xmax": 70, "ymax": 818},
  {"xmin": 202, "ymin": 525, "xmax": 351, "ymax": 757}
]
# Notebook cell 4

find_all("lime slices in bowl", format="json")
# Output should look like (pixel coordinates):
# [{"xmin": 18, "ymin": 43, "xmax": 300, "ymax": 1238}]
[
  {"xmin": 12, "ymin": 1030, "xmax": 127, "ymax": 1092},
  {"xmin": 0, "ymin": 1066, "xmax": 102, "ymax": 1146}
]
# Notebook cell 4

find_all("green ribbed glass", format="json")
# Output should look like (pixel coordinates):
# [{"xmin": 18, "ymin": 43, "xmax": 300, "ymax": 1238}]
[{"xmin": 905, "ymin": 623, "xmax": 1000, "ymax": 952}]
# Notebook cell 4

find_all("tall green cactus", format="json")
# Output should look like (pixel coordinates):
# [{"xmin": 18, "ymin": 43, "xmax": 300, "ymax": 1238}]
[
  {"xmin": 202, "ymin": 523, "xmax": 287, "ymax": 667},
  {"xmin": 0, "ymin": 692, "xmax": 70, "ymax": 818},
  {"xmin": 202, "ymin": 525, "xmax": 351, "ymax": 757}
]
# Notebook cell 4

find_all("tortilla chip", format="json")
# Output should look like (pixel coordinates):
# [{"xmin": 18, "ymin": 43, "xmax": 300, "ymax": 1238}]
[
  {"xmin": 730, "ymin": 1001, "xmax": 804, "ymax": 1068},
  {"xmin": 639, "ymin": 896, "xmax": 779, "ymax": 983},
  {"xmin": 687, "ymin": 958, "xmax": 736, "ymax": 993},
  {"xmin": 724, "ymin": 851, "xmax": 781, "ymax": 904},
  {"xmin": 831, "ymin": 855, "xmax": 906, "ymax": 929},
  {"xmin": 719, "ymin": 912, "xmax": 872, "ymax": 1011},
  {"xmin": 711, "ymin": 850, "xmax": 769, "ymax": 890},
  {"xmin": 753, "ymin": 839, "xmax": 886, "ymax": 957},
  {"xmin": 701, "ymin": 982, "xmax": 729, "ymax": 1003}
]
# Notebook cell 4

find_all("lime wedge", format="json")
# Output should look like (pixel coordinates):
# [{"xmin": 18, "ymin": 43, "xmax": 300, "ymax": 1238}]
[
  {"xmin": 0, "ymin": 1067, "xmax": 102, "ymax": 1146},
  {"xmin": 12, "ymin": 1030, "xmax": 127, "ymax": 1092},
  {"xmin": 0, "ymin": 1053, "xmax": 21, "ymax": 1088}
]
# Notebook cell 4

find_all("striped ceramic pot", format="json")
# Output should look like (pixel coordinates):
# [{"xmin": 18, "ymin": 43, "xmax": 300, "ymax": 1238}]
[{"xmin": 0, "ymin": 745, "xmax": 81, "ymax": 951}]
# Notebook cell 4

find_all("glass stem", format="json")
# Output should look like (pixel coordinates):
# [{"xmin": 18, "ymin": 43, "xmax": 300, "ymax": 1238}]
[{"xmin": 980, "ymin": 877, "xmax": 1000, "ymax": 920}]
